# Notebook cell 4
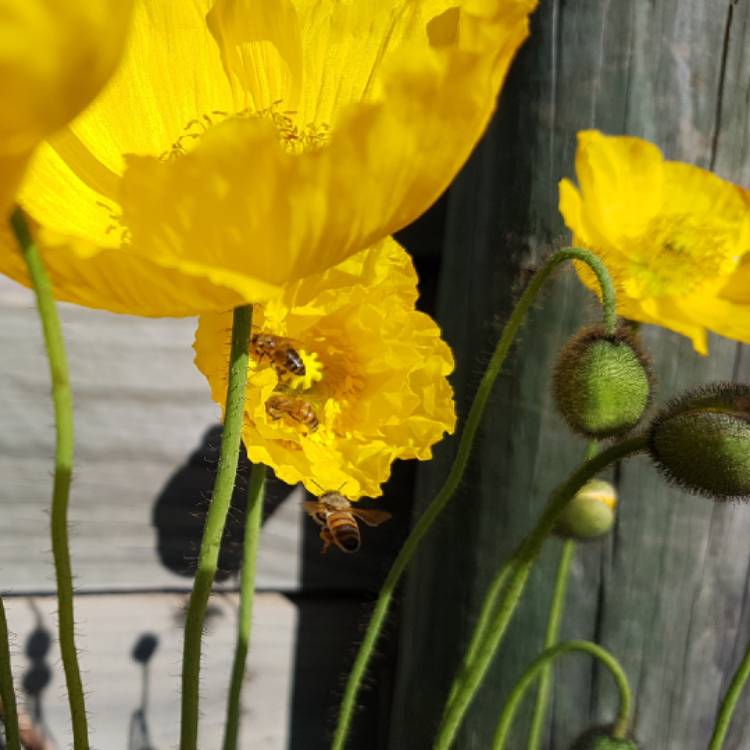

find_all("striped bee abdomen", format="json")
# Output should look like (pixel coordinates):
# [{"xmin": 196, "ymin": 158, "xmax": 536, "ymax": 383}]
[{"xmin": 328, "ymin": 513, "xmax": 361, "ymax": 553}]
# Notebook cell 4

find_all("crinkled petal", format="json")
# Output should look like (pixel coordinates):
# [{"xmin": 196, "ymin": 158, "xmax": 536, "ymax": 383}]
[{"xmin": 194, "ymin": 236, "xmax": 455, "ymax": 498}]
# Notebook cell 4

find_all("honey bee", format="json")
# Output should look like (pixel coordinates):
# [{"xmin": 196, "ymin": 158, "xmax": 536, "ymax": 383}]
[
  {"xmin": 265, "ymin": 394, "xmax": 319, "ymax": 433},
  {"xmin": 250, "ymin": 332, "xmax": 306, "ymax": 377},
  {"xmin": 304, "ymin": 492, "xmax": 392, "ymax": 554}
]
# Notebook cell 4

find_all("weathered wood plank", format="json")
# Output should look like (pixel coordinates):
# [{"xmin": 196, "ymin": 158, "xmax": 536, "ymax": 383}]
[
  {"xmin": 389, "ymin": 1, "xmax": 750, "ymax": 748},
  {"xmin": 3, "ymin": 592, "xmax": 295, "ymax": 749},
  {"xmin": 0, "ymin": 280, "xmax": 412, "ymax": 594}
]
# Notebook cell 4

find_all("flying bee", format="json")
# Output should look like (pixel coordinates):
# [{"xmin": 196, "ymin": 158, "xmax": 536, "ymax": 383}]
[
  {"xmin": 265, "ymin": 394, "xmax": 319, "ymax": 433},
  {"xmin": 250, "ymin": 332, "xmax": 306, "ymax": 377},
  {"xmin": 304, "ymin": 492, "xmax": 392, "ymax": 554}
]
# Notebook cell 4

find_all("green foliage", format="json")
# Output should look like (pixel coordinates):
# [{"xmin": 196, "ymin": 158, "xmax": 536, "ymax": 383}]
[
  {"xmin": 570, "ymin": 728, "xmax": 638, "ymax": 750},
  {"xmin": 554, "ymin": 326, "xmax": 652, "ymax": 438}
]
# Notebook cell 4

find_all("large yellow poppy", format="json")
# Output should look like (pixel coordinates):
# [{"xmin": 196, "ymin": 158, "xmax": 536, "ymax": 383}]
[
  {"xmin": 0, "ymin": 0, "xmax": 133, "ymax": 213},
  {"xmin": 560, "ymin": 131, "xmax": 750, "ymax": 354},
  {"xmin": 1, "ymin": 0, "xmax": 537, "ymax": 315}
]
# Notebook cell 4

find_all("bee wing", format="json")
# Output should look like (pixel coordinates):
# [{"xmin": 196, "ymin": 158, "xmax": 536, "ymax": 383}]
[
  {"xmin": 350, "ymin": 508, "xmax": 392, "ymax": 527},
  {"xmin": 302, "ymin": 500, "xmax": 326, "ymax": 525}
]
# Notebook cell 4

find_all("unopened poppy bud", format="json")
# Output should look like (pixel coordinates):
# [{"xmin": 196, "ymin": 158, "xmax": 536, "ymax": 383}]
[
  {"xmin": 555, "ymin": 479, "xmax": 617, "ymax": 541},
  {"xmin": 570, "ymin": 727, "xmax": 638, "ymax": 750},
  {"xmin": 648, "ymin": 383, "xmax": 750, "ymax": 501},
  {"xmin": 553, "ymin": 326, "xmax": 652, "ymax": 438}
]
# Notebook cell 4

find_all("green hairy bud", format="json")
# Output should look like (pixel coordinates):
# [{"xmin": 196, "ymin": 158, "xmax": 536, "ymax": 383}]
[
  {"xmin": 570, "ymin": 727, "xmax": 638, "ymax": 750},
  {"xmin": 555, "ymin": 479, "xmax": 617, "ymax": 541},
  {"xmin": 553, "ymin": 325, "xmax": 652, "ymax": 438},
  {"xmin": 648, "ymin": 383, "xmax": 750, "ymax": 501}
]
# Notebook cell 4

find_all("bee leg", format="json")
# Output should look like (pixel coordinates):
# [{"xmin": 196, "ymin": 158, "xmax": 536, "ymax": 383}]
[{"xmin": 320, "ymin": 528, "xmax": 332, "ymax": 555}]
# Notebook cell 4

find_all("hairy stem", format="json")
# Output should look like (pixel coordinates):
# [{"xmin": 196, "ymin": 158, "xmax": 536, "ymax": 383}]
[
  {"xmin": 0, "ymin": 597, "xmax": 20, "ymax": 750},
  {"xmin": 492, "ymin": 640, "xmax": 632, "ymax": 749},
  {"xmin": 434, "ymin": 435, "xmax": 647, "ymax": 750},
  {"xmin": 222, "ymin": 463, "xmax": 266, "ymax": 750},
  {"xmin": 330, "ymin": 247, "xmax": 616, "ymax": 750},
  {"xmin": 527, "ymin": 539, "xmax": 576, "ymax": 750},
  {"xmin": 10, "ymin": 209, "xmax": 88, "ymax": 749},
  {"xmin": 708, "ymin": 632, "xmax": 750, "ymax": 750},
  {"xmin": 180, "ymin": 305, "xmax": 253, "ymax": 750}
]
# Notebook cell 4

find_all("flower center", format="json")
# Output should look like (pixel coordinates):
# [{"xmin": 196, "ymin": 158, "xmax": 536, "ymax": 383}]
[
  {"xmin": 616, "ymin": 214, "xmax": 742, "ymax": 299},
  {"xmin": 160, "ymin": 101, "xmax": 329, "ymax": 161}
]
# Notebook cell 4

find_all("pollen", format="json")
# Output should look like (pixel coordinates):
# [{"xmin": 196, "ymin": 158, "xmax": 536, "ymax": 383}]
[
  {"xmin": 160, "ymin": 102, "xmax": 330, "ymax": 161},
  {"xmin": 617, "ymin": 214, "xmax": 741, "ymax": 299},
  {"xmin": 285, "ymin": 350, "xmax": 324, "ymax": 391}
]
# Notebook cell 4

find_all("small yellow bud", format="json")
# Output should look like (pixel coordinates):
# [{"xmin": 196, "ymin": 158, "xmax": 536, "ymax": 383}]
[{"xmin": 555, "ymin": 479, "xmax": 617, "ymax": 541}]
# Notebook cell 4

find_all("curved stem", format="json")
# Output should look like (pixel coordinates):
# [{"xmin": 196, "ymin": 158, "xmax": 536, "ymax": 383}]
[
  {"xmin": 222, "ymin": 462, "xmax": 266, "ymax": 750},
  {"xmin": 10, "ymin": 209, "xmax": 88, "ymax": 749},
  {"xmin": 434, "ymin": 435, "xmax": 647, "ymax": 750},
  {"xmin": 527, "ymin": 539, "xmax": 576, "ymax": 750},
  {"xmin": 0, "ymin": 598, "xmax": 20, "ymax": 750},
  {"xmin": 180, "ymin": 305, "xmax": 253, "ymax": 750},
  {"xmin": 446, "ymin": 560, "xmax": 513, "ymax": 709},
  {"xmin": 330, "ymin": 247, "xmax": 616, "ymax": 750},
  {"xmin": 492, "ymin": 640, "xmax": 632, "ymax": 749},
  {"xmin": 708, "ymin": 633, "xmax": 750, "ymax": 750}
]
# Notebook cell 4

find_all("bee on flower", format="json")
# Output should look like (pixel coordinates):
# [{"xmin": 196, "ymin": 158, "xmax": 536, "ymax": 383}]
[{"xmin": 194, "ymin": 237, "xmax": 457, "ymax": 499}]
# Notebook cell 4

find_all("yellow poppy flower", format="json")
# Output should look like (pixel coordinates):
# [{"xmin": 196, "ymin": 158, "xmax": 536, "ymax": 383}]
[
  {"xmin": 194, "ymin": 236, "xmax": 456, "ymax": 498},
  {"xmin": 0, "ymin": 0, "xmax": 537, "ymax": 316},
  {"xmin": 559, "ymin": 130, "xmax": 750, "ymax": 354},
  {"xmin": 0, "ymin": 0, "xmax": 133, "ymax": 213}
]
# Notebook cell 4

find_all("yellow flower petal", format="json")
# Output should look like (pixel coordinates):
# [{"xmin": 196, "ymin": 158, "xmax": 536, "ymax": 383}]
[
  {"xmin": 560, "ymin": 131, "xmax": 750, "ymax": 353},
  {"xmin": 0, "ymin": 0, "xmax": 133, "ymax": 213},
  {"xmin": 194, "ymin": 237, "xmax": 456, "ymax": 498},
  {"xmin": 8, "ymin": 0, "xmax": 537, "ymax": 316}
]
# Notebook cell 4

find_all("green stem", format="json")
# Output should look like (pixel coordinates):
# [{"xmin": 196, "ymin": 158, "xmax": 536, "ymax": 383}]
[
  {"xmin": 180, "ymin": 305, "xmax": 253, "ymax": 750},
  {"xmin": 222, "ymin": 462, "xmax": 266, "ymax": 750},
  {"xmin": 446, "ymin": 560, "xmax": 513, "ymax": 709},
  {"xmin": 434, "ymin": 435, "xmax": 647, "ymax": 750},
  {"xmin": 330, "ymin": 247, "xmax": 616, "ymax": 750},
  {"xmin": 10, "ymin": 209, "xmax": 88, "ymax": 749},
  {"xmin": 708, "ymin": 633, "xmax": 750, "ymax": 750},
  {"xmin": 492, "ymin": 640, "xmax": 632, "ymax": 749},
  {"xmin": 0, "ymin": 598, "xmax": 20, "ymax": 750},
  {"xmin": 527, "ymin": 539, "xmax": 576, "ymax": 750}
]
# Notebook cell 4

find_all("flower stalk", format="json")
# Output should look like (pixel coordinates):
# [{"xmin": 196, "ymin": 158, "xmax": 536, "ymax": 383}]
[
  {"xmin": 526, "ymin": 538, "xmax": 576, "ymax": 750},
  {"xmin": 222, "ymin": 462, "xmax": 266, "ymax": 750},
  {"xmin": 434, "ymin": 434, "xmax": 647, "ymax": 750},
  {"xmin": 10, "ymin": 209, "xmax": 88, "ymax": 749},
  {"xmin": 492, "ymin": 640, "xmax": 632, "ymax": 749},
  {"xmin": 708, "ymin": 634, "xmax": 750, "ymax": 750},
  {"xmin": 180, "ymin": 305, "xmax": 253, "ymax": 750},
  {"xmin": 330, "ymin": 247, "xmax": 617, "ymax": 750},
  {"xmin": 0, "ymin": 597, "xmax": 20, "ymax": 750}
]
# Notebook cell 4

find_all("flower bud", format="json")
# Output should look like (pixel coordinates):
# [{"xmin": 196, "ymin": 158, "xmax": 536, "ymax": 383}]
[
  {"xmin": 570, "ymin": 727, "xmax": 638, "ymax": 750},
  {"xmin": 648, "ymin": 383, "xmax": 750, "ymax": 501},
  {"xmin": 555, "ymin": 479, "xmax": 617, "ymax": 541},
  {"xmin": 571, "ymin": 736, "xmax": 638, "ymax": 750},
  {"xmin": 553, "ymin": 326, "xmax": 652, "ymax": 438}
]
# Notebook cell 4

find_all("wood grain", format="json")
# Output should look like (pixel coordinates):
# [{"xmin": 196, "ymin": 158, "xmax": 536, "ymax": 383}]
[{"xmin": 389, "ymin": 1, "xmax": 750, "ymax": 749}]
